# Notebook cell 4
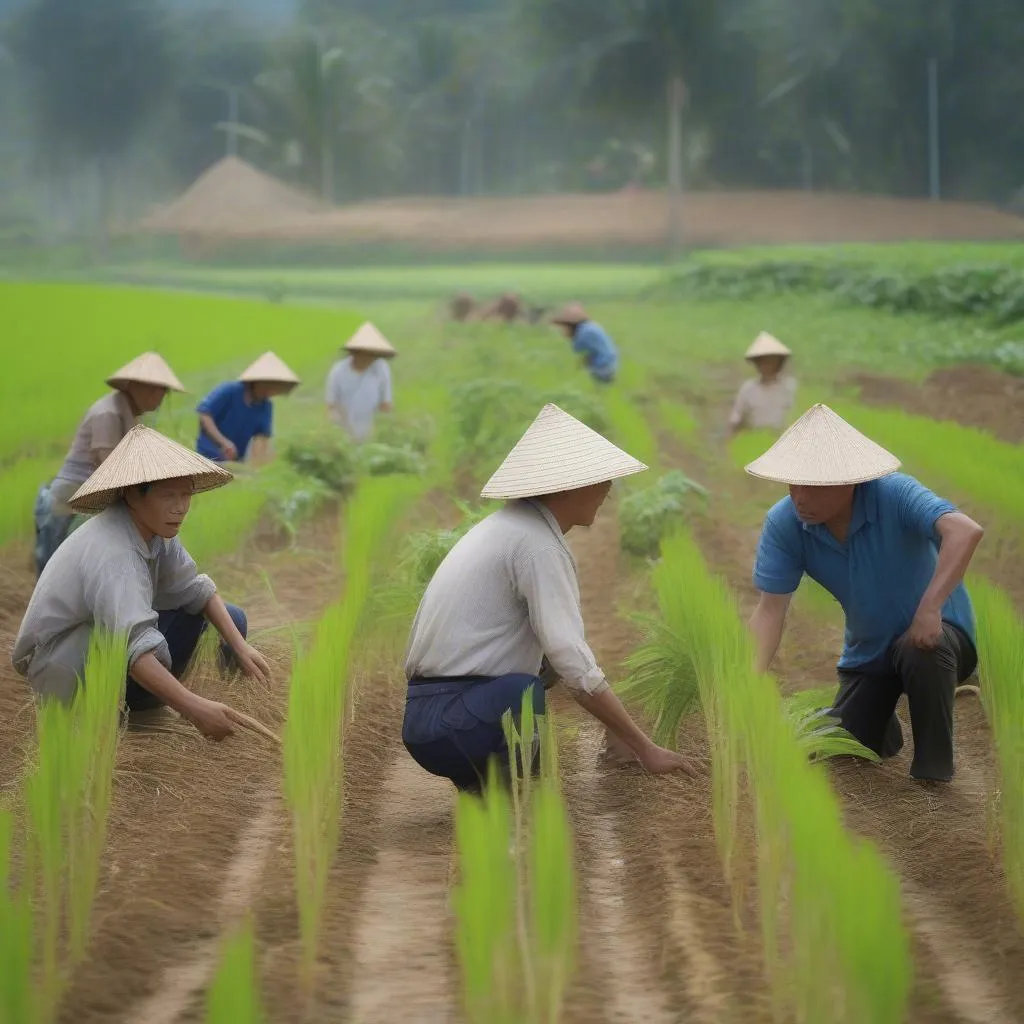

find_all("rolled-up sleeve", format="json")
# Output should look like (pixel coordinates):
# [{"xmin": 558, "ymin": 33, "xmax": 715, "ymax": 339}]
[
  {"xmin": 155, "ymin": 540, "xmax": 217, "ymax": 615},
  {"xmin": 516, "ymin": 546, "xmax": 608, "ymax": 695},
  {"xmin": 85, "ymin": 564, "xmax": 170, "ymax": 670}
]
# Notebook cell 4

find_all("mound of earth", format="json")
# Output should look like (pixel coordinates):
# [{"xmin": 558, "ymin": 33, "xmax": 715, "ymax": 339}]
[
  {"xmin": 136, "ymin": 156, "xmax": 326, "ymax": 235},
  {"xmin": 851, "ymin": 364, "xmax": 1024, "ymax": 443}
]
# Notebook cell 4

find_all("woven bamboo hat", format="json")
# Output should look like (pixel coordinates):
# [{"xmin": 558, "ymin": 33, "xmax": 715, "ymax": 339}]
[
  {"xmin": 551, "ymin": 302, "xmax": 589, "ymax": 326},
  {"xmin": 344, "ymin": 322, "xmax": 397, "ymax": 358},
  {"xmin": 481, "ymin": 403, "xmax": 647, "ymax": 500},
  {"xmin": 239, "ymin": 352, "xmax": 300, "ymax": 389},
  {"xmin": 745, "ymin": 404, "xmax": 901, "ymax": 486},
  {"xmin": 68, "ymin": 424, "xmax": 232, "ymax": 513},
  {"xmin": 745, "ymin": 332, "xmax": 791, "ymax": 361},
  {"xmin": 106, "ymin": 352, "xmax": 186, "ymax": 392}
]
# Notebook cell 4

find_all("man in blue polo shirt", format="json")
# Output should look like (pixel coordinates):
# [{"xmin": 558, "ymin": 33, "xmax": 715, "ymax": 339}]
[
  {"xmin": 746, "ymin": 404, "xmax": 984, "ymax": 783},
  {"xmin": 552, "ymin": 303, "xmax": 618, "ymax": 384},
  {"xmin": 196, "ymin": 352, "xmax": 299, "ymax": 463}
]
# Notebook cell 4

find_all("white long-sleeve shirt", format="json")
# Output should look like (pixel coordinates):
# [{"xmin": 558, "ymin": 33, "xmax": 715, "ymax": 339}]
[
  {"xmin": 325, "ymin": 357, "xmax": 392, "ymax": 442},
  {"xmin": 13, "ymin": 503, "xmax": 216, "ymax": 702},
  {"xmin": 729, "ymin": 375, "xmax": 797, "ymax": 430},
  {"xmin": 404, "ymin": 499, "xmax": 608, "ymax": 695}
]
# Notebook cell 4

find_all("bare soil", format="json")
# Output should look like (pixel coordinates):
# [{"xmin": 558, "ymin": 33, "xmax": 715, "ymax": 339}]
[{"xmin": 133, "ymin": 176, "xmax": 1024, "ymax": 247}]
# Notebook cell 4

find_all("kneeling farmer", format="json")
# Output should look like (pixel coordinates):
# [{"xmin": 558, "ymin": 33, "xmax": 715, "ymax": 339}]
[
  {"xmin": 13, "ymin": 425, "xmax": 272, "ymax": 741},
  {"xmin": 35, "ymin": 352, "xmax": 185, "ymax": 575},
  {"xmin": 746, "ymin": 404, "xmax": 983, "ymax": 782},
  {"xmin": 196, "ymin": 352, "xmax": 300, "ymax": 463},
  {"xmin": 403, "ymin": 403, "xmax": 696, "ymax": 792}
]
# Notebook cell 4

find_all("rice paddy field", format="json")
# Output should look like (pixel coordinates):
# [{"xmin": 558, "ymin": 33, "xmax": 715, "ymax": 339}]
[{"xmin": 2, "ymin": 241, "xmax": 1024, "ymax": 1023}]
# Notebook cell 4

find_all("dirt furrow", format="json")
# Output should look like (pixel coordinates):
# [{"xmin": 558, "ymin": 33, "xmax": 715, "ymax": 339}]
[{"xmin": 347, "ymin": 751, "xmax": 457, "ymax": 1023}]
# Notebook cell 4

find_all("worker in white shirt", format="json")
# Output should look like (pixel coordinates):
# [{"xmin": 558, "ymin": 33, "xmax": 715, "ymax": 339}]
[
  {"xmin": 402, "ymin": 403, "xmax": 698, "ymax": 793},
  {"xmin": 325, "ymin": 322, "xmax": 396, "ymax": 443},
  {"xmin": 727, "ymin": 331, "xmax": 798, "ymax": 437}
]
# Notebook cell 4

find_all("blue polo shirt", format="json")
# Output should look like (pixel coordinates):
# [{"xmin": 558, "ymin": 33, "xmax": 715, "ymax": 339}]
[
  {"xmin": 753, "ymin": 473, "xmax": 976, "ymax": 672},
  {"xmin": 195, "ymin": 381, "xmax": 273, "ymax": 462},
  {"xmin": 572, "ymin": 321, "xmax": 618, "ymax": 380}
]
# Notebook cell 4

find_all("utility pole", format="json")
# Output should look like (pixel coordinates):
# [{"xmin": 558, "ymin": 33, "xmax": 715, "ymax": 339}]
[{"xmin": 927, "ymin": 58, "xmax": 940, "ymax": 200}]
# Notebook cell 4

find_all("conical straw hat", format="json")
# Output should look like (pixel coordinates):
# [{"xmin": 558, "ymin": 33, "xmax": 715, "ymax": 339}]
[
  {"xmin": 481, "ymin": 404, "xmax": 648, "ymax": 500},
  {"xmin": 239, "ymin": 351, "xmax": 301, "ymax": 388},
  {"xmin": 344, "ymin": 322, "xmax": 397, "ymax": 358},
  {"xmin": 68, "ymin": 424, "xmax": 233, "ymax": 513},
  {"xmin": 745, "ymin": 332, "xmax": 791, "ymax": 361},
  {"xmin": 745, "ymin": 404, "xmax": 901, "ymax": 486},
  {"xmin": 106, "ymin": 352, "xmax": 186, "ymax": 392},
  {"xmin": 551, "ymin": 302, "xmax": 588, "ymax": 325}
]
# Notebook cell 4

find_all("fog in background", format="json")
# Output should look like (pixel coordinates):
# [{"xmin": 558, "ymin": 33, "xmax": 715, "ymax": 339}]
[{"xmin": 1, "ymin": 0, "xmax": 1022, "ymax": 247}]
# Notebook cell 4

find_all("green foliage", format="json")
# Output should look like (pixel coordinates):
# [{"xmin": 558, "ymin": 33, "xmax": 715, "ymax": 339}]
[
  {"xmin": 784, "ymin": 687, "xmax": 881, "ymax": 762},
  {"xmin": 970, "ymin": 576, "xmax": 1024, "ymax": 924},
  {"xmin": 205, "ymin": 916, "xmax": 265, "ymax": 1024},
  {"xmin": 402, "ymin": 499, "xmax": 497, "ymax": 589},
  {"xmin": 618, "ymin": 470, "xmax": 708, "ymax": 558},
  {"xmin": 283, "ymin": 434, "xmax": 359, "ymax": 494},
  {"xmin": 657, "ymin": 399, "xmax": 697, "ymax": 441},
  {"xmin": 450, "ymin": 377, "xmax": 607, "ymax": 468},
  {"xmin": 0, "ymin": 811, "xmax": 35, "ymax": 1024},
  {"xmin": 23, "ymin": 629, "xmax": 127, "ymax": 1021},
  {"xmin": 359, "ymin": 442, "xmax": 427, "ymax": 477},
  {"xmin": 727, "ymin": 428, "xmax": 780, "ymax": 471},
  {"xmin": 602, "ymin": 389, "xmax": 658, "ymax": 474}
]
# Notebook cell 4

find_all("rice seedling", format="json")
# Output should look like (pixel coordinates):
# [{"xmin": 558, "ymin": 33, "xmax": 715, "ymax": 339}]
[
  {"xmin": 727, "ymin": 427, "xmax": 780, "ymax": 471},
  {"xmin": 283, "ymin": 473, "xmax": 426, "ymax": 991},
  {"xmin": 452, "ymin": 764, "xmax": 519, "ymax": 1024},
  {"xmin": 401, "ymin": 500, "xmax": 497, "ymax": 589},
  {"xmin": 0, "ymin": 455, "xmax": 62, "ymax": 547},
  {"xmin": 0, "ymin": 810, "xmax": 36, "ymax": 1024},
  {"xmin": 602, "ymin": 388, "xmax": 658, "ymax": 473},
  {"xmin": 656, "ymin": 398, "xmax": 697, "ymax": 441},
  {"xmin": 969, "ymin": 576, "xmax": 1024, "ymax": 922},
  {"xmin": 205, "ymin": 916, "xmax": 265, "ymax": 1024},
  {"xmin": 23, "ymin": 629, "xmax": 127, "ymax": 1021},
  {"xmin": 646, "ymin": 531, "xmax": 910, "ymax": 1022}
]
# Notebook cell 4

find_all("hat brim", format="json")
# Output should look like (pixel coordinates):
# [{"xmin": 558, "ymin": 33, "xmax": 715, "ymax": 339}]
[
  {"xmin": 68, "ymin": 470, "xmax": 231, "ymax": 514},
  {"xmin": 743, "ymin": 463, "xmax": 899, "ymax": 487},
  {"xmin": 106, "ymin": 376, "xmax": 186, "ymax": 393}
]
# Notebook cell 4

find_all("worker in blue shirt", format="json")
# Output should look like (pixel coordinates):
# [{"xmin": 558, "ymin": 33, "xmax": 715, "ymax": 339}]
[
  {"xmin": 196, "ymin": 352, "xmax": 300, "ymax": 464},
  {"xmin": 552, "ymin": 303, "xmax": 618, "ymax": 384},
  {"xmin": 746, "ymin": 404, "xmax": 983, "ymax": 783}
]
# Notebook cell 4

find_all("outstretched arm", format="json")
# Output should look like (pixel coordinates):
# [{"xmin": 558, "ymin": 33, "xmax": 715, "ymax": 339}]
[{"xmin": 749, "ymin": 591, "xmax": 793, "ymax": 673}]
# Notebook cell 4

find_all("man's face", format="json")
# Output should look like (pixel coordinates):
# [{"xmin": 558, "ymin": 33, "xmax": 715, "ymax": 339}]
[
  {"xmin": 127, "ymin": 383, "xmax": 169, "ymax": 413},
  {"xmin": 568, "ymin": 480, "xmax": 614, "ymax": 527},
  {"xmin": 125, "ymin": 479, "xmax": 194, "ymax": 538},
  {"xmin": 788, "ymin": 484, "xmax": 855, "ymax": 525},
  {"xmin": 753, "ymin": 355, "xmax": 785, "ymax": 379}
]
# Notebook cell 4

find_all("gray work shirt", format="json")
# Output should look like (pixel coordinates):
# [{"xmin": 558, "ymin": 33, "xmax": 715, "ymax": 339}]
[
  {"xmin": 404, "ymin": 499, "xmax": 608, "ymax": 695},
  {"xmin": 12, "ymin": 502, "xmax": 216, "ymax": 702}
]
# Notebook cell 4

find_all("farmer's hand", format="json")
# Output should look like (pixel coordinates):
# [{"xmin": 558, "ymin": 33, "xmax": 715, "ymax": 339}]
[
  {"xmin": 233, "ymin": 642, "xmax": 272, "ymax": 685},
  {"xmin": 904, "ymin": 606, "xmax": 943, "ymax": 649},
  {"xmin": 220, "ymin": 440, "xmax": 239, "ymax": 462},
  {"xmin": 184, "ymin": 697, "xmax": 237, "ymax": 741},
  {"xmin": 639, "ymin": 743, "xmax": 699, "ymax": 777}
]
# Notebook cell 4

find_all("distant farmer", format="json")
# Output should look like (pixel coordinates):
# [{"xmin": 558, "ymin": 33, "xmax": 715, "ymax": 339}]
[
  {"xmin": 325, "ymin": 322, "xmax": 396, "ymax": 443},
  {"xmin": 196, "ymin": 352, "xmax": 299, "ymax": 464},
  {"xmin": 552, "ymin": 303, "xmax": 618, "ymax": 384},
  {"xmin": 14, "ymin": 425, "xmax": 272, "ymax": 740},
  {"xmin": 728, "ymin": 331, "xmax": 797, "ymax": 436},
  {"xmin": 34, "ymin": 352, "xmax": 185, "ymax": 576},
  {"xmin": 403, "ymin": 403, "xmax": 697, "ymax": 793},
  {"xmin": 449, "ymin": 292, "xmax": 477, "ymax": 322},
  {"xmin": 747, "ymin": 404, "xmax": 983, "ymax": 783},
  {"xmin": 479, "ymin": 292, "xmax": 524, "ymax": 323}
]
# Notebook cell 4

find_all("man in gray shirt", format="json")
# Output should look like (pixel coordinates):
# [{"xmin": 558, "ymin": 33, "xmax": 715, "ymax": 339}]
[
  {"xmin": 403, "ymin": 403, "xmax": 697, "ymax": 792},
  {"xmin": 15, "ymin": 424, "xmax": 271, "ymax": 741}
]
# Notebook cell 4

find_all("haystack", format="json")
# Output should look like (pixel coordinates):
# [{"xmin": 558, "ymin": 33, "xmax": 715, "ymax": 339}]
[{"xmin": 137, "ymin": 156, "xmax": 327, "ymax": 236}]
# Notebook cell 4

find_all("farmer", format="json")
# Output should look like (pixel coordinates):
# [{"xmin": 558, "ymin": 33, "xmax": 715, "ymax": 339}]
[
  {"xmin": 552, "ymin": 303, "xmax": 618, "ymax": 384},
  {"xmin": 34, "ymin": 352, "xmax": 185, "ymax": 576},
  {"xmin": 403, "ymin": 403, "xmax": 697, "ymax": 793},
  {"xmin": 746, "ymin": 404, "xmax": 983, "ymax": 783},
  {"xmin": 449, "ymin": 292, "xmax": 477, "ymax": 322},
  {"xmin": 727, "ymin": 331, "xmax": 798, "ymax": 437},
  {"xmin": 196, "ymin": 352, "xmax": 299, "ymax": 464},
  {"xmin": 13, "ymin": 424, "xmax": 271, "ymax": 741},
  {"xmin": 325, "ymin": 322, "xmax": 396, "ymax": 443},
  {"xmin": 479, "ymin": 292, "xmax": 524, "ymax": 323}
]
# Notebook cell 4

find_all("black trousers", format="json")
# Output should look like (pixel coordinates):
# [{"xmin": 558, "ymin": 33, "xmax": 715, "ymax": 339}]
[{"xmin": 834, "ymin": 622, "xmax": 976, "ymax": 782}]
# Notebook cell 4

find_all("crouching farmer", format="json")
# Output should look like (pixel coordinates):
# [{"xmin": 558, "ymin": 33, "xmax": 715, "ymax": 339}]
[
  {"xmin": 746, "ymin": 404, "xmax": 983, "ymax": 783},
  {"xmin": 402, "ymin": 403, "xmax": 697, "ymax": 793},
  {"xmin": 13, "ymin": 425, "xmax": 272, "ymax": 741}
]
